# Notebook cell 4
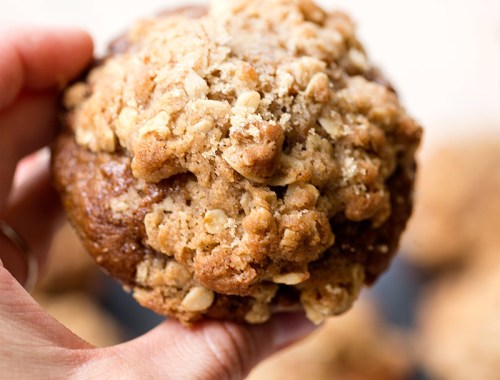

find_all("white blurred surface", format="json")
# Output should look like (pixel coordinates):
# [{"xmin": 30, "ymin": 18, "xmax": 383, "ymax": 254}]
[{"xmin": 1, "ymin": 0, "xmax": 499, "ymax": 147}]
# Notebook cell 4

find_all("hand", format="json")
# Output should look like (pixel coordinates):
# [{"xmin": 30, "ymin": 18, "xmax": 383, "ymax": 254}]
[{"xmin": 0, "ymin": 27, "xmax": 315, "ymax": 379}]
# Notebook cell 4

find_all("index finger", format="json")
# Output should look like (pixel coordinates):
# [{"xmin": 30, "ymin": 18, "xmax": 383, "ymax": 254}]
[{"xmin": 0, "ymin": 27, "xmax": 93, "ymax": 110}]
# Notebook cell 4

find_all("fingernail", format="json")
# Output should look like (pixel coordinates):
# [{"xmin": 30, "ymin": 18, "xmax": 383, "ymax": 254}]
[{"xmin": 272, "ymin": 312, "xmax": 317, "ymax": 349}]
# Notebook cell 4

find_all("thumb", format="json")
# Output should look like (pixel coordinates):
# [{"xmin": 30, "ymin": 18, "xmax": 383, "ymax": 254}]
[{"xmin": 85, "ymin": 314, "xmax": 315, "ymax": 380}]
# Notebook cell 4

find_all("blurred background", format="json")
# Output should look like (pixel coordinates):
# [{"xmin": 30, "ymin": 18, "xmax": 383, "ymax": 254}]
[{"xmin": 1, "ymin": 1, "xmax": 500, "ymax": 379}]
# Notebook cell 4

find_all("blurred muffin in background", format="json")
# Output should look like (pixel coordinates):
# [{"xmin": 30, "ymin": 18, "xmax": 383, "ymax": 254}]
[
  {"xmin": 402, "ymin": 138, "xmax": 500, "ymax": 270},
  {"xmin": 417, "ymin": 259, "xmax": 500, "ymax": 380},
  {"xmin": 37, "ymin": 222, "xmax": 99, "ymax": 292},
  {"xmin": 34, "ymin": 292, "xmax": 122, "ymax": 347},
  {"xmin": 32, "ymin": 222, "xmax": 123, "ymax": 347},
  {"xmin": 398, "ymin": 136, "xmax": 500, "ymax": 379},
  {"xmin": 247, "ymin": 299, "xmax": 412, "ymax": 380}
]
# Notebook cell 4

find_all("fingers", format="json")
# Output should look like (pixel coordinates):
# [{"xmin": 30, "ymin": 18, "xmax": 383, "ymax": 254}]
[
  {"xmin": 0, "ymin": 26, "xmax": 94, "ymax": 275},
  {"xmin": 81, "ymin": 314, "xmax": 315, "ymax": 380},
  {"xmin": 0, "ymin": 27, "xmax": 93, "ymax": 209},
  {"xmin": 0, "ymin": 27, "xmax": 93, "ymax": 110},
  {"xmin": 0, "ymin": 154, "xmax": 64, "ymax": 285},
  {"xmin": 0, "ymin": 92, "xmax": 57, "ymax": 209},
  {"xmin": 0, "ymin": 91, "xmax": 57, "ymax": 160},
  {"xmin": 0, "ymin": 27, "xmax": 95, "ymax": 376}
]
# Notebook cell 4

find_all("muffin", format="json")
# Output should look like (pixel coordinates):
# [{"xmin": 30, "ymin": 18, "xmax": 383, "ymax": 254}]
[
  {"xmin": 34, "ymin": 292, "xmax": 122, "ymax": 347},
  {"xmin": 37, "ymin": 222, "xmax": 97, "ymax": 292},
  {"xmin": 53, "ymin": 0, "xmax": 422, "ymax": 325},
  {"xmin": 402, "ymin": 139, "xmax": 500, "ymax": 269},
  {"xmin": 247, "ymin": 299, "xmax": 412, "ymax": 380},
  {"xmin": 417, "ymin": 260, "xmax": 500, "ymax": 380}
]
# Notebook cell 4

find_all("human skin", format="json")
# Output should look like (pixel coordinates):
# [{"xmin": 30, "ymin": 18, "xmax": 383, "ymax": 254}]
[{"xmin": 0, "ymin": 27, "xmax": 314, "ymax": 380}]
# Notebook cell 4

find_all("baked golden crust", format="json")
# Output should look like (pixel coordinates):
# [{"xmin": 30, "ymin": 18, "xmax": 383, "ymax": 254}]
[{"xmin": 53, "ymin": 0, "xmax": 421, "ymax": 324}]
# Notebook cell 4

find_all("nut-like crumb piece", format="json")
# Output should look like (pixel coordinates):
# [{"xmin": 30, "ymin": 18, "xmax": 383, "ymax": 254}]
[
  {"xmin": 235, "ymin": 91, "xmax": 261, "ymax": 111},
  {"xmin": 301, "ymin": 264, "xmax": 365, "ymax": 324},
  {"xmin": 135, "ymin": 111, "xmax": 172, "ymax": 141},
  {"xmin": 184, "ymin": 71, "xmax": 209, "ymax": 99},
  {"xmin": 135, "ymin": 261, "xmax": 150, "ymax": 284},
  {"xmin": 181, "ymin": 286, "xmax": 215, "ymax": 312},
  {"xmin": 347, "ymin": 48, "xmax": 369, "ymax": 71},
  {"xmin": 318, "ymin": 116, "xmax": 343, "ymax": 140},
  {"xmin": 223, "ymin": 121, "xmax": 285, "ymax": 182},
  {"xmin": 297, "ymin": 0, "xmax": 327, "ymax": 24},
  {"xmin": 305, "ymin": 72, "xmax": 330, "ymax": 103},
  {"xmin": 204, "ymin": 209, "xmax": 229, "ymax": 234},
  {"xmin": 244, "ymin": 284, "xmax": 278, "ymax": 323},
  {"xmin": 272, "ymin": 272, "xmax": 310, "ymax": 285}
]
